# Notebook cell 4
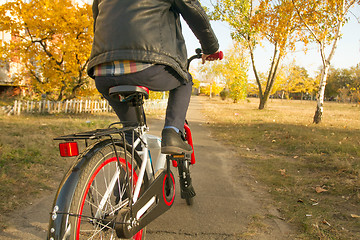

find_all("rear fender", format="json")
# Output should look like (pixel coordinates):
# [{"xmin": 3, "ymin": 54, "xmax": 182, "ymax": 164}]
[{"xmin": 47, "ymin": 139, "xmax": 124, "ymax": 239}]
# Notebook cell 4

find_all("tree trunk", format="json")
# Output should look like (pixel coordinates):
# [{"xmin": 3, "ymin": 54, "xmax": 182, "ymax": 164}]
[
  {"xmin": 257, "ymin": 43, "xmax": 281, "ymax": 110},
  {"xmin": 313, "ymin": 105, "xmax": 322, "ymax": 124},
  {"xmin": 292, "ymin": 0, "xmax": 353, "ymax": 124},
  {"xmin": 313, "ymin": 63, "xmax": 330, "ymax": 123},
  {"xmin": 312, "ymin": 15, "xmax": 342, "ymax": 124},
  {"xmin": 259, "ymin": 96, "xmax": 267, "ymax": 109}
]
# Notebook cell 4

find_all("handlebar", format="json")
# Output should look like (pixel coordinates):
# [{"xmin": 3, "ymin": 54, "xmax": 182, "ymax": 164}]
[
  {"xmin": 187, "ymin": 48, "xmax": 223, "ymax": 70},
  {"xmin": 207, "ymin": 51, "xmax": 224, "ymax": 60}
]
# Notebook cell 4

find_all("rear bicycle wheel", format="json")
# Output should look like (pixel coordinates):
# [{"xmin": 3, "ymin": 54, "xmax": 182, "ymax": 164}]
[{"xmin": 68, "ymin": 140, "xmax": 147, "ymax": 239}]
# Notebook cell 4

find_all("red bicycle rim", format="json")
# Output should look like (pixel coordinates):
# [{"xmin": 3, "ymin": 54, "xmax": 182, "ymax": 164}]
[{"xmin": 76, "ymin": 157, "xmax": 143, "ymax": 239}]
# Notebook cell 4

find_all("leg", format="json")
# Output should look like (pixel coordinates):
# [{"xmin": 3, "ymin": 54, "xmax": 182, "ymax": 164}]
[
  {"xmin": 95, "ymin": 65, "xmax": 193, "ymax": 154},
  {"xmin": 95, "ymin": 77, "xmax": 138, "ymax": 124},
  {"xmin": 95, "ymin": 65, "xmax": 192, "ymax": 130},
  {"xmin": 165, "ymin": 74, "xmax": 192, "ymax": 131}
]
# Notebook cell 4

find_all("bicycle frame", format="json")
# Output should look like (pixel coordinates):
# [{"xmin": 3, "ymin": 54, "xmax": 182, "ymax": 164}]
[
  {"xmin": 132, "ymin": 131, "xmax": 166, "ymax": 202},
  {"xmin": 114, "ymin": 124, "xmax": 195, "ymax": 238}
]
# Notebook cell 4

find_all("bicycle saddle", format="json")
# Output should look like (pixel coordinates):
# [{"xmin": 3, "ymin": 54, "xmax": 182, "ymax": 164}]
[{"xmin": 109, "ymin": 85, "xmax": 149, "ymax": 102}]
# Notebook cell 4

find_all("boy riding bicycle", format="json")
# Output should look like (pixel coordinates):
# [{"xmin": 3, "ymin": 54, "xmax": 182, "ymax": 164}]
[{"xmin": 87, "ymin": 0, "xmax": 219, "ymax": 154}]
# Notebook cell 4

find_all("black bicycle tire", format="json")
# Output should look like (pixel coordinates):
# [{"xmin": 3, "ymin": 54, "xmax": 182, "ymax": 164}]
[
  {"xmin": 67, "ymin": 139, "xmax": 147, "ymax": 240},
  {"xmin": 185, "ymin": 197, "xmax": 194, "ymax": 206}
]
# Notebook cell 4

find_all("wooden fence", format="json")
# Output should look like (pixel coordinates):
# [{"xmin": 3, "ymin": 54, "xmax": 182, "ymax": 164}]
[{"xmin": 7, "ymin": 99, "xmax": 167, "ymax": 115}]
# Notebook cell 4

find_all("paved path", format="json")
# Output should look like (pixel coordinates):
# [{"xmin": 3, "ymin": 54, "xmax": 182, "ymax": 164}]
[
  {"xmin": 0, "ymin": 96, "xmax": 296, "ymax": 239},
  {"xmin": 146, "ymin": 96, "xmax": 295, "ymax": 239}
]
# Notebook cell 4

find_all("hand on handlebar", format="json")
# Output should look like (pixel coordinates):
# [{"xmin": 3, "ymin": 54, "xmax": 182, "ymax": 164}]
[
  {"xmin": 202, "ymin": 51, "xmax": 223, "ymax": 64},
  {"xmin": 187, "ymin": 49, "xmax": 223, "ymax": 70}
]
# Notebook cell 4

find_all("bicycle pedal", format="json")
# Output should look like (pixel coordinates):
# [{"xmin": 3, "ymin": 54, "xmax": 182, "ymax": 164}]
[
  {"xmin": 171, "ymin": 154, "xmax": 185, "ymax": 159},
  {"xmin": 170, "ymin": 153, "xmax": 191, "ymax": 159}
]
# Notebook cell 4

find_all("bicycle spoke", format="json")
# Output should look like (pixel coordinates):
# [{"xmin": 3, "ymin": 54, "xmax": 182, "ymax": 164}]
[
  {"xmin": 97, "ymin": 171, "xmax": 112, "ymax": 212},
  {"xmin": 79, "ymin": 216, "xmax": 116, "ymax": 239},
  {"xmin": 88, "ymin": 184, "xmax": 108, "ymax": 210},
  {"xmin": 108, "ymin": 199, "xmax": 129, "ymax": 216},
  {"xmin": 89, "ymin": 165, "xmax": 120, "ymax": 216},
  {"xmin": 85, "ymin": 198, "xmax": 102, "ymax": 212},
  {"xmin": 63, "ymin": 143, "xmax": 145, "ymax": 239}
]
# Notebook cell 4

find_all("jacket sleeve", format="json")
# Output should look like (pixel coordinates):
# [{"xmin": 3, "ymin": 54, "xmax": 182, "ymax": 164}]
[
  {"xmin": 92, "ymin": 0, "xmax": 99, "ymax": 32},
  {"xmin": 173, "ymin": 0, "xmax": 219, "ymax": 54}
]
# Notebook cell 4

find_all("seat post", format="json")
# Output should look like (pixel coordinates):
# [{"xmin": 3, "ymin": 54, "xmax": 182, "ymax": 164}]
[
  {"xmin": 132, "ymin": 94, "xmax": 146, "ymax": 126},
  {"xmin": 108, "ymin": 85, "xmax": 149, "ymax": 126}
]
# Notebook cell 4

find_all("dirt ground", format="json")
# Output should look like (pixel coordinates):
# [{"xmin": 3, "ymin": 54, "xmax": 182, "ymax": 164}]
[{"xmin": 0, "ymin": 96, "xmax": 300, "ymax": 239}]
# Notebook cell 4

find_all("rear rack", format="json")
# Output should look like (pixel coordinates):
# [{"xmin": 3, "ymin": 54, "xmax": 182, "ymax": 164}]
[
  {"xmin": 54, "ymin": 125, "xmax": 137, "ymax": 141},
  {"xmin": 54, "ymin": 128, "xmax": 122, "ymax": 141}
]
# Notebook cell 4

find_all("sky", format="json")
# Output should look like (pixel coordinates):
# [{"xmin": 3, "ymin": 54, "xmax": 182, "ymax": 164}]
[
  {"xmin": 42, "ymin": 0, "xmax": 360, "ymax": 78},
  {"xmin": 2, "ymin": 0, "xmax": 357, "ymax": 79},
  {"xmin": 182, "ymin": 3, "xmax": 360, "ymax": 79}
]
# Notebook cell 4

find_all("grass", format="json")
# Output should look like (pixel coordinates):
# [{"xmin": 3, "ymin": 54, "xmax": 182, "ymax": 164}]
[
  {"xmin": 0, "ymin": 113, "xmax": 121, "ymax": 228},
  {"xmin": 201, "ymin": 97, "xmax": 360, "ymax": 240}
]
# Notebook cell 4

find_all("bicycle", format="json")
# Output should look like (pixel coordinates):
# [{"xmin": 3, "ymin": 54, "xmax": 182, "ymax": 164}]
[{"xmin": 47, "ymin": 49, "xmax": 223, "ymax": 240}]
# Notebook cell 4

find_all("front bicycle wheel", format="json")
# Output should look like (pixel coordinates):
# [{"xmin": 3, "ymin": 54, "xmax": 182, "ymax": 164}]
[
  {"xmin": 178, "ymin": 159, "xmax": 196, "ymax": 206},
  {"xmin": 68, "ymin": 140, "xmax": 147, "ymax": 240}
]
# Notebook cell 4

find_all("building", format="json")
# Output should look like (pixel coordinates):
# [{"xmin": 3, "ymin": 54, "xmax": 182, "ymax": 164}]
[{"xmin": 0, "ymin": 0, "xmax": 23, "ymax": 94}]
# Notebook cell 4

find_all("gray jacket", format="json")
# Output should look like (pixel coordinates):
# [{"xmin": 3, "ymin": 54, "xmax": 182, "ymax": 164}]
[{"xmin": 87, "ymin": 0, "xmax": 219, "ymax": 81}]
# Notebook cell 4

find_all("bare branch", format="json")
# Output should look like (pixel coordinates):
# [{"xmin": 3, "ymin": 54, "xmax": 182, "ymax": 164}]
[{"xmin": 291, "ymin": 0, "xmax": 321, "ymax": 45}]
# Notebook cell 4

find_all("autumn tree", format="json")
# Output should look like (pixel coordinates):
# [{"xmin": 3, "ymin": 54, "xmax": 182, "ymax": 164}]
[
  {"xmin": 199, "ymin": 42, "xmax": 248, "ymax": 102},
  {"xmin": 211, "ymin": 0, "xmax": 301, "ymax": 109},
  {"xmin": 0, "ymin": 0, "xmax": 94, "ymax": 101},
  {"xmin": 219, "ymin": 43, "xmax": 248, "ymax": 102},
  {"xmin": 197, "ymin": 60, "xmax": 221, "ymax": 98},
  {"xmin": 326, "ymin": 65, "xmax": 360, "ymax": 102},
  {"xmin": 284, "ymin": 63, "xmax": 315, "ymax": 100},
  {"xmin": 291, "ymin": 0, "xmax": 360, "ymax": 123},
  {"xmin": 202, "ymin": 82, "xmax": 224, "ymax": 97}
]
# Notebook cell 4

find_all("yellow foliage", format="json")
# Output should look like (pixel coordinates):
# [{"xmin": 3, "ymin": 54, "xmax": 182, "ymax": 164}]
[
  {"xmin": 199, "ymin": 42, "xmax": 249, "ymax": 101},
  {"xmin": 192, "ymin": 78, "xmax": 201, "ymax": 89},
  {"xmin": 202, "ymin": 83, "xmax": 224, "ymax": 97},
  {"xmin": 0, "ymin": 0, "xmax": 94, "ymax": 101},
  {"xmin": 149, "ymin": 91, "xmax": 167, "ymax": 100}
]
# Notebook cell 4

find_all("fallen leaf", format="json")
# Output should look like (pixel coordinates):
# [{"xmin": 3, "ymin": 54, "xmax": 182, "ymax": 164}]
[
  {"xmin": 322, "ymin": 219, "xmax": 331, "ymax": 226},
  {"xmin": 278, "ymin": 169, "xmax": 286, "ymax": 176},
  {"xmin": 351, "ymin": 214, "xmax": 360, "ymax": 218},
  {"xmin": 315, "ymin": 186, "xmax": 328, "ymax": 193}
]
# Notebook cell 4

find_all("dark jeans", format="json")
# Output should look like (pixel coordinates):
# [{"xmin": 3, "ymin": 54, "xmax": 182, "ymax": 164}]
[{"xmin": 95, "ymin": 64, "xmax": 192, "ymax": 131}]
